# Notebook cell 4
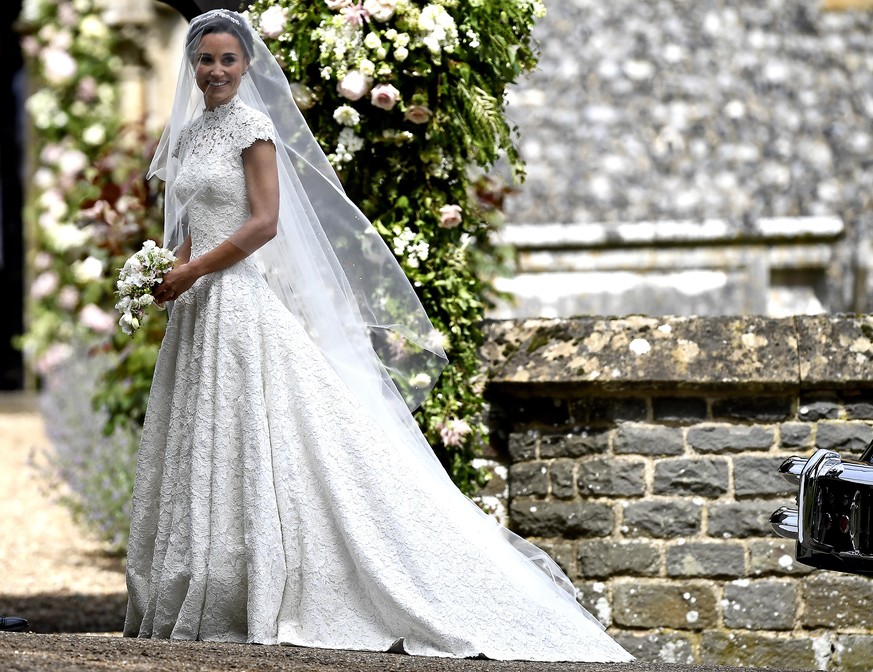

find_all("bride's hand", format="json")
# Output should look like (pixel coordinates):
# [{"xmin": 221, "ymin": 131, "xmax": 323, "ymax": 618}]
[{"xmin": 153, "ymin": 263, "xmax": 198, "ymax": 303}]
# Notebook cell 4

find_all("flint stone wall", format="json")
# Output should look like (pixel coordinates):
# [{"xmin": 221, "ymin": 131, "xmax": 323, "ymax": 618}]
[
  {"xmin": 481, "ymin": 315, "xmax": 873, "ymax": 670},
  {"xmin": 498, "ymin": 0, "xmax": 873, "ymax": 317}
]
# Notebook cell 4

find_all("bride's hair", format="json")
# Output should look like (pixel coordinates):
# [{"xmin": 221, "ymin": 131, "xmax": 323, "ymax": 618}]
[{"xmin": 185, "ymin": 11, "xmax": 255, "ymax": 63}]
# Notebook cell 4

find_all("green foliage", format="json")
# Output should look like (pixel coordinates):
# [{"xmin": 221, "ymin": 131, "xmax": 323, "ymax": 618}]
[{"xmin": 246, "ymin": 0, "xmax": 544, "ymax": 492}]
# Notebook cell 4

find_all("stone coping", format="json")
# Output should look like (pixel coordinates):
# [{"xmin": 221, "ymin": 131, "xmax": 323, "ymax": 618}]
[
  {"xmin": 496, "ymin": 217, "xmax": 844, "ymax": 250},
  {"xmin": 481, "ymin": 315, "xmax": 873, "ymax": 391}
]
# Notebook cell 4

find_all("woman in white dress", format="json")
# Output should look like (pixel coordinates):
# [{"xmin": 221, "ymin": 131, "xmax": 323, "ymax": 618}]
[{"xmin": 123, "ymin": 9, "xmax": 632, "ymax": 663}]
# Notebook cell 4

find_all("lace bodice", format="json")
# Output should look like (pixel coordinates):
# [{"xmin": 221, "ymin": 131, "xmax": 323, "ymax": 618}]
[{"xmin": 174, "ymin": 97, "xmax": 275, "ymax": 261}]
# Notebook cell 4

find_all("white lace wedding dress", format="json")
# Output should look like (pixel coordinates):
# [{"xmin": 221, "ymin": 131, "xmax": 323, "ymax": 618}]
[{"xmin": 123, "ymin": 97, "xmax": 632, "ymax": 662}]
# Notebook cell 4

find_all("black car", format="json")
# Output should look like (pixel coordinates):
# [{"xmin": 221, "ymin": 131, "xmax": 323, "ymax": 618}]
[{"xmin": 770, "ymin": 443, "xmax": 873, "ymax": 576}]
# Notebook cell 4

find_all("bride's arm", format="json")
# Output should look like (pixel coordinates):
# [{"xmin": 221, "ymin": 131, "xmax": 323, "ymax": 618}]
[{"xmin": 153, "ymin": 140, "xmax": 279, "ymax": 303}]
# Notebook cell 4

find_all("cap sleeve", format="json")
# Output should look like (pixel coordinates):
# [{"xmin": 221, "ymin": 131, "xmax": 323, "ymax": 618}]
[{"xmin": 232, "ymin": 107, "xmax": 275, "ymax": 155}]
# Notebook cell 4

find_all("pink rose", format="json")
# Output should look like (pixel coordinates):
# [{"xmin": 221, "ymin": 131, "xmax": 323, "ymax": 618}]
[
  {"xmin": 404, "ymin": 105, "xmax": 432, "ymax": 125},
  {"xmin": 79, "ymin": 304, "xmax": 117, "ymax": 334},
  {"xmin": 370, "ymin": 83, "xmax": 400, "ymax": 111},
  {"xmin": 438, "ymin": 204, "xmax": 463, "ymax": 229},
  {"xmin": 337, "ymin": 70, "xmax": 373, "ymax": 101},
  {"xmin": 259, "ymin": 5, "xmax": 287, "ymax": 38}
]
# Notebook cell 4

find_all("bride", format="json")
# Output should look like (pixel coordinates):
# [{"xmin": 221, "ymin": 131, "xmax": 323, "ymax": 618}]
[{"xmin": 123, "ymin": 8, "xmax": 632, "ymax": 662}]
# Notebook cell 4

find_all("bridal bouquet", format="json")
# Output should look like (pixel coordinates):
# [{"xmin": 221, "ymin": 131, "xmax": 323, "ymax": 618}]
[{"xmin": 114, "ymin": 240, "xmax": 176, "ymax": 336}]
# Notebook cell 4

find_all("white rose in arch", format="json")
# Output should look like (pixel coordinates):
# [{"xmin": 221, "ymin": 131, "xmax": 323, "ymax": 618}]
[
  {"xmin": 72, "ymin": 255, "xmax": 104, "ymax": 283},
  {"xmin": 259, "ymin": 5, "xmax": 287, "ymax": 38},
  {"xmin": 42, "ymin": 47, "xmax": 77, "ymax": 85},
  {"xmin": 404, "ymin": 104, "xmax": 432, "ymax": 125},
  {"xmin": 410, "ymin": 372, "xmax": 432, "ymax": 389},
  {"xmin": 370, "ymin": 83, "xmax": 400, "ymax": 111},
  {"xmin": 438, "ymin": 204, "xmax": 463, "ymax": 229},
  {"xmin": 337, "ymin": 70, "xmax": 373, "ymax": 102},
  {"xmin": 363, "ymin": 0, "xmax": 397, "ymax": 22}
]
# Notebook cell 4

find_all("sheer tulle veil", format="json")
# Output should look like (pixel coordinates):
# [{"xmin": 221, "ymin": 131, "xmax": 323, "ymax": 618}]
[{"xmin": 149, "ymin": 8, "xmax": 603, "ymax": 628}]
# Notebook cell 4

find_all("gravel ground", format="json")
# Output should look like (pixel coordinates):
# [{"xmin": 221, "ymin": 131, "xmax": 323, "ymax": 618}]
[{"xmin": 0, "ymin": 397, "xmax": 803, "ymax": 671}]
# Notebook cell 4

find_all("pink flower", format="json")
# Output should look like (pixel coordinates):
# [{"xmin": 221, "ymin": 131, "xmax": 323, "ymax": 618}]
[
  {"xmin": 42, "ymin": 48, "xmax": 77, "ymax": 85},
  {"xmin": 337, "ymin": 70, "xmax": 373, "ymax": 101},
  {"xmin": 35, "ymin": 343, "xmax": 73, "ymax": 376},
  {"xmin": 439, "ymin": 418, "xmax": 472, "ymax": 448},
  {"xmin": 370, "ymin": 83, "xmax": 400, "ymax": 111},
  {"xmin": 79, "ymin": 304, "xmax": 116, "ymax": 334},
  {"xmin": 76, "ymin": 76, "xmax": 98, "ymax": 102},
  {"xmin": 438, "ymin": 204, "xmax": 463, "ymax": 229},
  {"xmin": 31, "ymin": 271, "xmax": 59, "ymax": 299},
  {"xmin": 404, "ymin": 105, "xmax": 432, "ymax": 125},
  {"xmin": 342, "ymin": 1, "xmax": 370, "ymax": 26}
]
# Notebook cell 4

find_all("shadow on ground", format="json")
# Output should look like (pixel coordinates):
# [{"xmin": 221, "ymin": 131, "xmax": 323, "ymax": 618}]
[{"xmin": 0, "ymin": 592, "xmax": 126, "ymax": 633}]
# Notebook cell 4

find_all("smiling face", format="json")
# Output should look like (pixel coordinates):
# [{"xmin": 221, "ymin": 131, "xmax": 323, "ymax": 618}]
[{"xmin": 194, "ymin": 32, "xmax": 249, "ymax": 110}]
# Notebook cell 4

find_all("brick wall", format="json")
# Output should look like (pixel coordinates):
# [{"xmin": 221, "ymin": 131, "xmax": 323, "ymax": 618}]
[{"xmin": 482, "ymin": 316, "xmax": 873, "ymax": 670}]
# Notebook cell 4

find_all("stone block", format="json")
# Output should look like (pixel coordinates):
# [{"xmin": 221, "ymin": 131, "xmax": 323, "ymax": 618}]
[
  {"xmin": 571, "ymin": 397, "xmax": 648, "ymax": 424},
  {"xmin": 623, "ymin": 499, "xmax": 702, "ymax": 538},
  {"xmin": 748, "ymin": 539, "xmax": 816, "ymax": 576},
  {"xmin": 723, "ymin": 579, "xmax": 796, "ymax": 630},
  {"xmin": 506, "ymin": 397, "xmax": 570, "ymax": 429},
  {"xmin": 843, "ymin": 391, "xmax": 873, "ymax": 420},
  {"xmin": 539, "ymin": 429, "xmax": 610, "ymax": 459},
  {"xmin": 666, "ymin": 541, "xmax": 745, "ymax": 578},
  {"xmin": 507, "ymin": 431, "xmax": 538, "ymax": 461},
  {"xmin": 779, "ymin": 422, "xmax": 812, "ymax": 449},
  {"xmin": 699, "ymin": 632, "xmax": 816, "ymax": 669},
  {"xmin": 577, "ymin": 458, "xmax": 647, "ymax": 497},
  {"xmin": 577, "ymin": 539, "xmax": 661, "ymax": 578},
  {"xmin": 687, "ymin": 424, "xmax": 775, "ymax": 453},
  {"xmin": 798, "ymin": 315, "xmax": 873, "ymax": 388},
  {"xmin": 711, "ymin": 396, "xmax": 792, "ymax": 422},
  {"xmin": 613, "ymin": 580, "xmax": 717, "ymax": 629},
  {"xmin": 707, "ymin": 500, "xmax": 779, "ymax": 538},
  {"xmin": 836, "ymin": 635, "xmax": 873, "ymax": 671},
  {"xmin": 798, "ymin": 394, "xmax": 841, "ymax": 421},
  {"xmin": 534, "ymin": 540, "xmax": 576, "ymax": 579},
  {"xmin": 574, "ymin": 580, "xmax": 614, "ymax": 627},
  {"xmin": 508, "ymin": 461, "xmax": 548, "ymax": 498},
  {"xmin": 549, "ymin": 459, "xmax": 576, "ymax": 499},
  {"xmin": 802, "ymin": 573, "xmax": 873, "ymax": 629},
  {"xmin": 733, "ymin": 455, "xmax": 797, "ymax": 497},
  {"xmin": 653, "ymin": 458, "xmax": 729, "ymax": 497},
  {"xmin": 614, "ymin": 632, "xmax": 695, "ymax": 664},
  {"xmin": 509, "ymin": 499, "xmax": 613, "ymax": 538},
  {"xmin": 614, "ymin": 423, "xmax": 683, "ymax": 455},
  {"xmin": 815, "ymin": 422, "xmax": 873, "ymax": 452},
  {"xmin": 652, "ymin": 396, "xmax": 708, "ymax": 423}
]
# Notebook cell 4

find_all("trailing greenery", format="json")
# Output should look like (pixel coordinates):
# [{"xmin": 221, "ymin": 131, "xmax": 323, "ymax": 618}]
[{"xmin": 245, "ymin": 0, "xmax": 544, "ymax": 492}]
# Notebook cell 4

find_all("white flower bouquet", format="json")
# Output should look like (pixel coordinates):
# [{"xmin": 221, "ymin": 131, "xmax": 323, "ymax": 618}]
[{"xmin": 114, "ymin": 240, "xmax": 176, "ymax": 336}]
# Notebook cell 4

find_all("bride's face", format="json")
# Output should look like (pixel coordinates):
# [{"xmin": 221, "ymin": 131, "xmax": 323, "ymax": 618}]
[{"xmin": 194, "ymin": 32, "xmax": 249, "ymax": 109}]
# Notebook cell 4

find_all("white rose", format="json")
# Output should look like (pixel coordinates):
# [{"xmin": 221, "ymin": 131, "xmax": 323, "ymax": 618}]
[
  {"xmin": 410, "ymin": 372, "xmax": 432, "ymax": 389},
  {"xmin": 337, "ymin": 70, "xmax": 373, "ymax": 101},
  {"xmin": 438, "ymin": 204, "xmax": 463, "ymax": 229},
  {"xmin": 58, "ymin": 149, "xmax": 87, "ymax": 177},
  {"xmin": 33, "ymin": 168, "xmax": 54, "ymax": 190},
  {"xmin": 363, "ymin": 32, "xmax": 382, "ymax": 50},
  {"xmin": 394, "ymin": 46, "xmax": 409, "ymax": 62},
  {"xmin": 333, "ymin": 105, "xmax": 361, "ymax": 127},
  {"xmin": 259, "ymin": 5, "xmax": 287, "ymax": 38},
  {"xmin": 79, "ymin": 15, "xmax": 109, "ymax": 40},
  {"xmin": 359, "ymin": 58, "xmax": 376, "ymax": 77},
  {"xmin": 363, "ymin": 0, "xmax": 397, "ymax": 22},
  {"xmin": 370, "ymin": 83, "xmax": 400, "ymax": 111},
  {"xmin": 82, "ymin": 124, "xmax": 106, "ymax": 146},
  {"xmin": 42, "ymin": 48, "xmax": 77, "ymax": 85},
  {"xmin": 72, "ymin": 256, "xmax": 103, "ymax": 283},
  {"xmin": 326, "ymin": 0, "xmax": 353, "ymax": 9}
]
